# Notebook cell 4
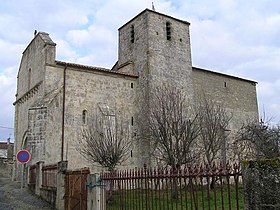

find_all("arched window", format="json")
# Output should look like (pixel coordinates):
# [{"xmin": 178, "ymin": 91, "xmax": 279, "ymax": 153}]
[
  {"xmin": 82, "ymin": 110, "xmax": 87, "ymax": 125},
  {"xmin": 166, "ymin": 22, "xmax": 171, "ymax": 40}
]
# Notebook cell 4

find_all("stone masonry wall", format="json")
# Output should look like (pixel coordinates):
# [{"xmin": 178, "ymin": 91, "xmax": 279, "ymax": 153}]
[
  {"xmin": 192, "ymin": 68, "xmax": 258, "ymax": 114},
  {"xmin": 42, "ymin": 64, "xmax": 138, "ymax": 171},
  {"xmin": 14, "ymin": 10, "xmax": 260, "ymax": 178},
  {"xmin": 192, "ymin": 69, "xmax": 259, "ymax": 132},
  {"xmin": 42, "ymin": 65, "xmax": 64, "ymax": 165},
  {"xmin": 118, "ymin": 10, "xmax": 194, "ymax": 166},
  {"xmin": 119, "ymin": 9, "xmax": 193, "ymax": 97},
  {"xmin": 28, "ymin": 107, "xmax": 47, "ymax": 165},
  {"xmin": 16, "ymin": 32, "xmax": 55, "ymax": 97},
  {"xmin": 147, "ymin": 11, "xmax": 193, "ymax": 92},
  {"xmin": 14, "ymin": 32, "xmax": 56, "ymax": 179},
  {"xmin": 192, "ymin": 68, "xmax": 259, "ymax": 161},
  {"xmin": 118, "ymin": 10, "xmax": 151, "ymax": 166}
]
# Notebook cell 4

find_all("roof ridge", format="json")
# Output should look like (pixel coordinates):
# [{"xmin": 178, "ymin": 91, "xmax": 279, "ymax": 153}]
[
  {"xmin": 192, "ymin": 66, "xmax": 257, "ymax": 84},
  {"xmin": 56, "ymin": 60, "xmax": 110, "ymax": 71},
  {"xmin": 55, "ymin": 60, "xmax": 138, "ymax": 78}
]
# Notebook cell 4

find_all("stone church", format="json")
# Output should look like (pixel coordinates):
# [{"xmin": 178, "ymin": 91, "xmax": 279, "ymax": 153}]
[{"xmin": 13, "ymin": 9, "xmax": 258, "ymax": 175}]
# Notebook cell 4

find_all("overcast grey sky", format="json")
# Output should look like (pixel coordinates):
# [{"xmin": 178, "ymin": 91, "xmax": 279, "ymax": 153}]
[{"xmin": 0, "ymin": 0, "xmax": 279, "ymax": 141}]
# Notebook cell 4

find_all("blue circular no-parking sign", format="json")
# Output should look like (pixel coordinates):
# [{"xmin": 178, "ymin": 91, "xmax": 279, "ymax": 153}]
[{"xmin": 16, "ymin": 150, "xmax": 31, "ymax": 164}]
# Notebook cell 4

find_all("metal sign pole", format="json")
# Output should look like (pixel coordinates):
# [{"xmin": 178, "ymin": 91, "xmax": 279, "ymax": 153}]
[
  {"xmin": 20, "ymin": 163, "xmax": 23, "ymax": 194},
  {"xmin": 16, "ymin": 150, "xmax": 31, "ymax": 195}
]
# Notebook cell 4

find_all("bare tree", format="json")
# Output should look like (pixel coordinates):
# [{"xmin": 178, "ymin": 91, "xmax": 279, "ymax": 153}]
[
  {"xmin": 149, "ymin": 85, "xmax": 201, "ymax": 169},
  {"xmin": 79, "ymin": 113, "xmax": 131, "ymax": 172},
  {"xmin": 234, "ymin": 119, "xmax": 280, "ymax": 160},
  {"xmin": 147, "ymin": 85, "xmax": 201, "ymax": 199},
  {"xmin": 232, "ymin": 137, "xmax": 256, "ymax": 162},
  {"xmin": 197, "ymin": 97, "xmax": 232, "ymax": 166}
]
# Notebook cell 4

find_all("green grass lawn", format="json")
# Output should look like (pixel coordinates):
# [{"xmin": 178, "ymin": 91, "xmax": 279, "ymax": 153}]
[{"xmin": 106, "ymin": 185, "xmax": 244, "ymax": 210}]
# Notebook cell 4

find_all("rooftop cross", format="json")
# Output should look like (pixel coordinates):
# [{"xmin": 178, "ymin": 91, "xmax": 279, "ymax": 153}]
[{"xmin": 152, "ymin": 2, "xmax": 155, "ymax": 11}]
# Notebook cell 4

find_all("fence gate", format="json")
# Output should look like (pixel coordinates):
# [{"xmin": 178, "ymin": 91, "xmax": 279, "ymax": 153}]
[{"xmin": 65, "ymin": 168, "xmax": 90, "ymax": 210}]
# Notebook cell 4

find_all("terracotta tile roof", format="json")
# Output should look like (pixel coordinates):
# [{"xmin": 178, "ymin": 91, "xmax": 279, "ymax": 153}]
[
  {"xmin": 0, "ymin": 142, "xmax": 10, "ymax": 149},
  {"xmin": 56, "ymin": 60, "xmax": 138, "ymax": 78}
]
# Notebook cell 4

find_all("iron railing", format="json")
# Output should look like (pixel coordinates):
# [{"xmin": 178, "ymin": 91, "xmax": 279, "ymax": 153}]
[
  {"xmin": 29, "ymin": 164, "xmax": 37, "ymax": 185},
  {"xmin": 100, "ymin": 162, "xmax": 243, "ymax": 210},
  {"xmin": 42, "ymin": 164, "xmax": 58, "ymax": 188}
]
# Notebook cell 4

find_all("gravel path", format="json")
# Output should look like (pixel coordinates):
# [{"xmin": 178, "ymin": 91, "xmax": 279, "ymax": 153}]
[{"xmin": 0, "ymin": 174, "xmax": 55, "ymax": 210}]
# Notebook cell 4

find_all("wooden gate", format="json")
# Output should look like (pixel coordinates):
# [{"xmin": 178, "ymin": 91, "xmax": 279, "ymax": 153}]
[{"xmin": 65, "ymin": 168, "xmax": 90, "ymax": 210}]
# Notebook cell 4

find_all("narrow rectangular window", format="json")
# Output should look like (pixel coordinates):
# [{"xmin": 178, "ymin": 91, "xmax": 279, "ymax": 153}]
[
  {"xmin": 28, "ymin": 68, "xmax": 31, "ymax": 90},
  {"xmin": 224, "ymin": 82, "xmax": 227, "ymax": 88},
  {"xmin": 131, "ymin": 82, "xmax": 134, "ymax": 88},
  {"xmin": 130, "ymin": 25, "xmax": 134, "ymax": 43},
  {"xmin": 82, "ymin": 110, "xmax": 87, "ymax": 125},
  {"xmin": 166, "ymin": 22, "xmax": 171, "ymax": 40},
  {"xmin": 130, "ymin": 150, "xmax": 133, "ymax": 157},
  {"xmin": 131, "ymin": 116, "xmax": 134, "ymax": 126}
]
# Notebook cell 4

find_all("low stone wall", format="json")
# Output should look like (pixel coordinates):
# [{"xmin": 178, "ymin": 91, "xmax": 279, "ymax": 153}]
[
  {"xmin": 0, "ymin": 158, "xmax": 7, "ymax": 176},
  {"xmin": 40, "ymin": 187, "xmax": 57, "ymax": 208},
  {"xmin": 0, "ymin": 158, "xmax": 13, "ymax": 177},
  {"xmin": 242, "ymin": 158, "xmax": 280, "ymax": 210}
]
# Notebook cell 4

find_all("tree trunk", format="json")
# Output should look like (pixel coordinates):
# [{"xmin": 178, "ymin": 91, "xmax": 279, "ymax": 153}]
[{"xmin": 171, "ymin": 166, "xmax": 179, "ymax": 200}]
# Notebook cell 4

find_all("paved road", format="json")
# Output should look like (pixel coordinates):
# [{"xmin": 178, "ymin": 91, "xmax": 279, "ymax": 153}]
[{"xmin": 0, "ymin": 174, "xmax": 55, "ymax": 210}]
